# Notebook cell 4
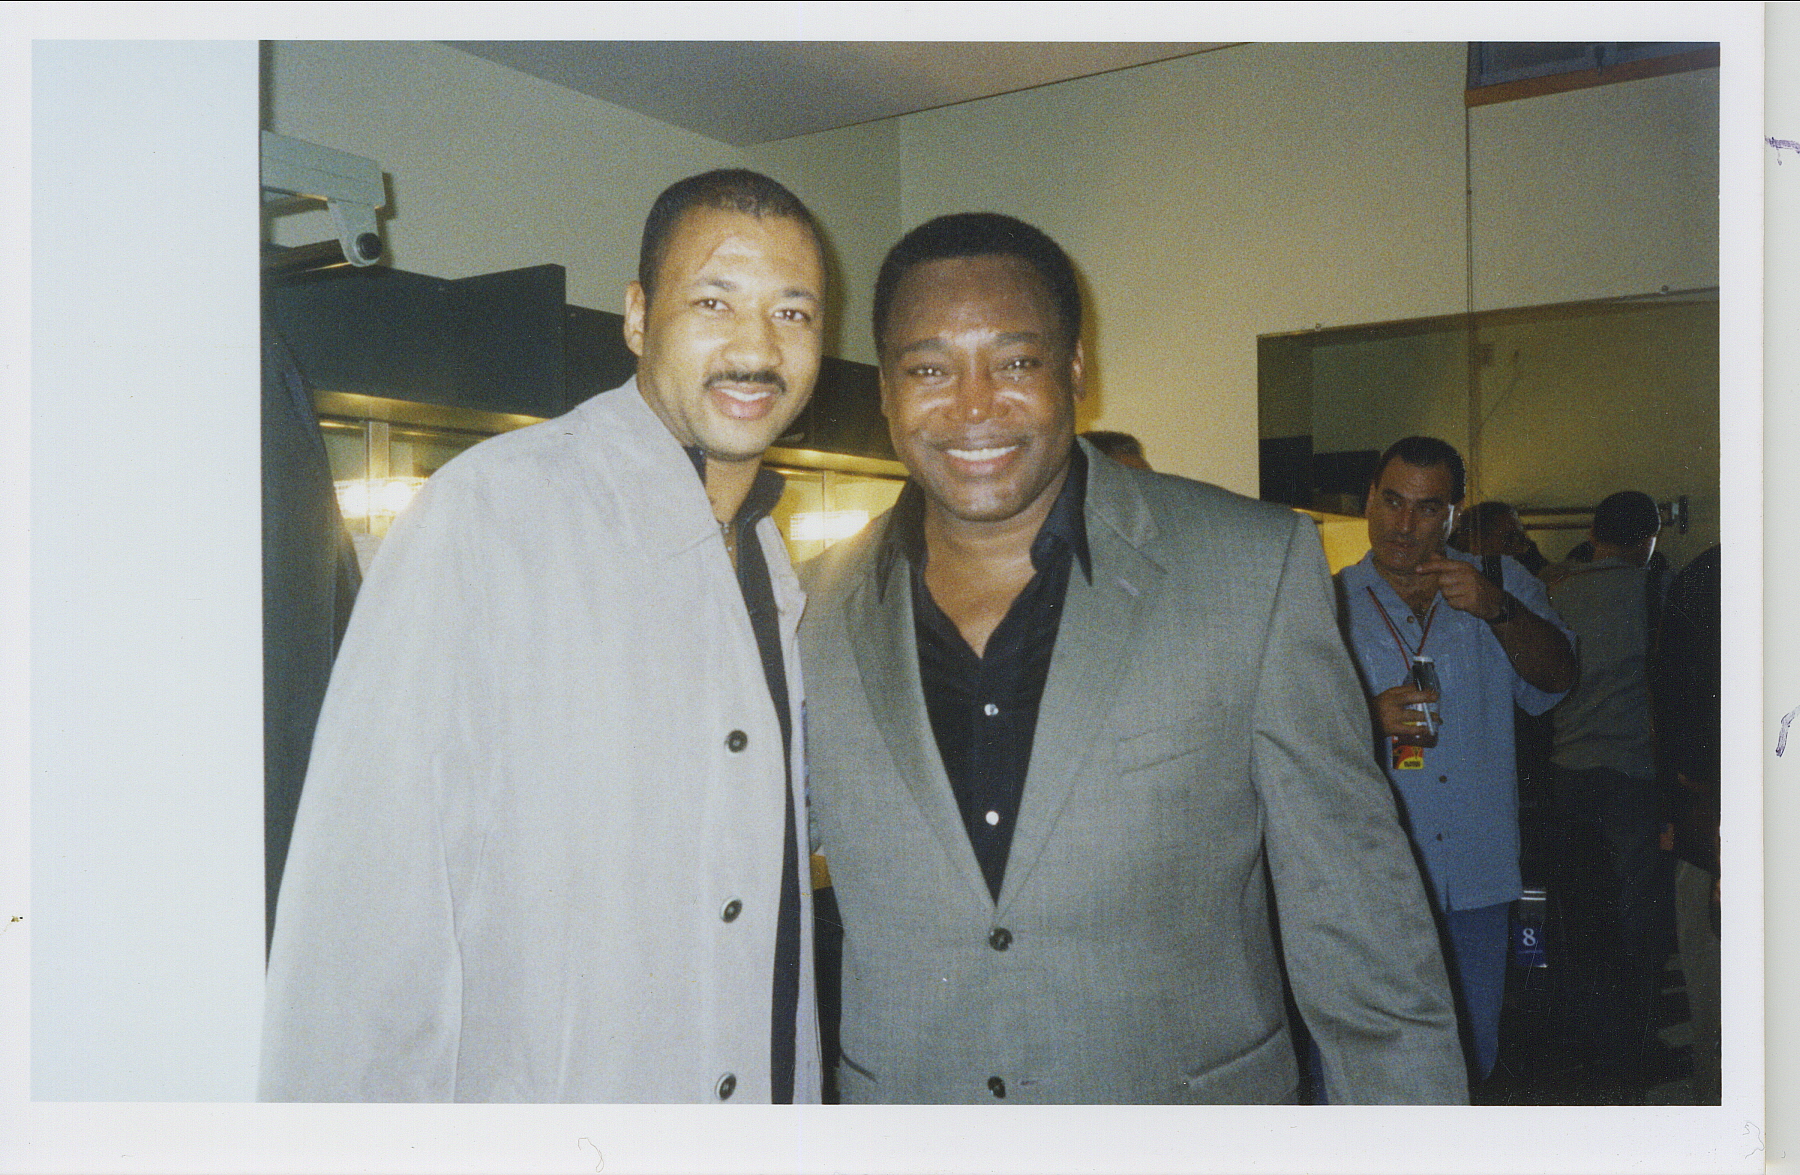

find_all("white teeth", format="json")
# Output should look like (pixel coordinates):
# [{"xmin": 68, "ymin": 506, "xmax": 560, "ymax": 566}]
[
  {"xmin": 717, "ymin": 386, "xmax": 773, "ymax": 403},
  {"xmin": 947, "ymin": 445, "xmax": 1018, "ymax": 461}
]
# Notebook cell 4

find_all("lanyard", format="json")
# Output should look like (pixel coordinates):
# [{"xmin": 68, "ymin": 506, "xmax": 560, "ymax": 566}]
[{"xmin": 1366, "ymin": 585, "xmax": 1437, "ymax": 673}]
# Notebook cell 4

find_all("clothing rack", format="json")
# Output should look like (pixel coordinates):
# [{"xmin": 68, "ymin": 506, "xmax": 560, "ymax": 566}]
[{"xmin": 1516, "ymin": 495, "xmax": 1688, "ymax": 535}]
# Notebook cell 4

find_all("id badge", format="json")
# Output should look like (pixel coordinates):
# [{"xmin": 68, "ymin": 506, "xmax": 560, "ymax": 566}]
[{"xmin": 1392, "ymin": 741, "xmax": 1425, "ymax": 770}]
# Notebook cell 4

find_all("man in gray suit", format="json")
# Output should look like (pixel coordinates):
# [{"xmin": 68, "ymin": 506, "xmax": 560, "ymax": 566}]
[{"xmin": 801, "ymin": 213, "xmax": 1467, "ymax": 1104}]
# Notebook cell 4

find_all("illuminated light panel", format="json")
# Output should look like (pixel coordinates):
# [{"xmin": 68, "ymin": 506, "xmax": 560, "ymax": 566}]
[
  {"xmin": 334, "ymin": 476, "xmax": 428, "ymax": 520},
  {"xmin": 788, "ymin": 510, "xmax": 869, "ymax": 543}
]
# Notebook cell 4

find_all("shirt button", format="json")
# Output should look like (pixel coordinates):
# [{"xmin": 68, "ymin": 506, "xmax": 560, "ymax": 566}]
[
  {"xmin": 1438, "ymin": 775, "xmax": 1448, "ymax": 783},
  {"xmin": 987, "ymin": 1076, "xmax": 1007, "ymax": 1098},
  {"xmin": 720, "ymin": 899, "xmax": 742, "ymax": 922},
  {"xmin": 988, "ymin": 927, "xmax": 1012, "ymax": 951},
  {"xmin": 1436, "ymin": 833, "xmax": 1445, "ymax": 841},
  {"xmin": 725, "ymin": 730, "xmax": 748, "ymax": 753},
  {"xmin": 984, "ymin": 810, "xmax": 1000, "ymax": 826},
  {"xmin": 983, "ymin": 702, "xmax": 999, "ymax": 717},
  {"xmin": 715, "ymin": 1072, "xmax": 737, "ymax": 1100}
]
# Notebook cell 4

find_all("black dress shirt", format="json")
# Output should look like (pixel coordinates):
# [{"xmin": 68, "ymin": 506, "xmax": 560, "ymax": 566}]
[
  {"xmin": 878, "ymin": 447, "xmax": 1092, "ymax": 900},
  {"xmin": 685, "ymin": 449, "xmax": 800, "ymax": 1103}
]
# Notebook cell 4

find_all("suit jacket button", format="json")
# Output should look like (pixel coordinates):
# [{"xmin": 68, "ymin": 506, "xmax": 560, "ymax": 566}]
[
  {"xmin": 988, "ymin": 927, "xmax": 1012, "ymax": 951},
  {"xmin": 721, "ymin": 899, "xmax": 742, "ymax": 922},
  {"xmin": 715, "ymin": 1072, "xmax": 737, "ymax": 1100},
  {"xmin": 987, "ymin": 1076, "xmax": 1007, "ymax": 1098},
  {"xmin": 725, "ymin": 730, "xmax": 748, "ymax": 752}
]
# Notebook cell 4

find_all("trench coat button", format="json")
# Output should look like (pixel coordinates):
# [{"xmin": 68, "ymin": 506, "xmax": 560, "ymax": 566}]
[
  {"xmin": 715, "ymin": 1072, "xmax": 737, "ymax": 1100},
  {"xmin": 721, "ymin": 899, "xmax": 742, "ymax": 922},
  {"xmin": 988, "ymin": 927, "xmax": 1012, "ymax": 951},
  {"xmin": 725, "ymin": 730, "xmax": 748, "ymax": 752},
  {"xmin": 987, "ymin": 1075, "xmax": 1007, "ymax": 1098}
]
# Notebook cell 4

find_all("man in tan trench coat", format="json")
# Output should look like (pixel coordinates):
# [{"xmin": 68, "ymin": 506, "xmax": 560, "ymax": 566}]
[{"xmin": 260, "ymin": 170, "xmax": 826, "ymax": 1103}]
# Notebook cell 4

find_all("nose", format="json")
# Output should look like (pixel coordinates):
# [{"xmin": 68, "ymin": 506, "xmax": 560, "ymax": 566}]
[
  {"xmin": 722, "ymin": 311, "xmax": 780, "ymax": 372},
  {"xmin": 954, "ymin": 367, "xmax": 998, "ymax": 423}
]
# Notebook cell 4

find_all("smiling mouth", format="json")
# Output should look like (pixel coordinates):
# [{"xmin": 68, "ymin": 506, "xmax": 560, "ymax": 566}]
[
  {"xmin": 944, "ymin": 443, "xmax": 1022, "ymax": 462},
  {"xmin": 705, "ymin": 370, "xmax": 786, "ymax": 419}
]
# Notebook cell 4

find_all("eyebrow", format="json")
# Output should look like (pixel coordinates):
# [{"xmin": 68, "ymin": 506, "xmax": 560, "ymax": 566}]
[
  {"xmin": 690, "ymin": 275, "xmax": 819, "ymax": 303},
  {"xmin": 894, "ymin": 337, "xmax": 948, "ymax": 359},
  {"xmin": 893, "ymin": 329, "xmax": 1044, "ymax": 358}
]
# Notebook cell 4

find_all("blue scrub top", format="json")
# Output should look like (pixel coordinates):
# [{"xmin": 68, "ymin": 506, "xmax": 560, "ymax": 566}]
[{"xmin": 1337, "ymin": 550, "xmax": 1571, "ymax": 912}]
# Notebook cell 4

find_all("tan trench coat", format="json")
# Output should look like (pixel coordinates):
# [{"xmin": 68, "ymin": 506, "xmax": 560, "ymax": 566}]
[{"xmin": 260, "ymin": 381, "xmax": 818, "ymax": 1103}]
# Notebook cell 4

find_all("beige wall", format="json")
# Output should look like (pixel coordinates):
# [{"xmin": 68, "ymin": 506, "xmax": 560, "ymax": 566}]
[
  {"xmin": 267, "ymin": 41, "xmax": 897, "ymax": 361},
  {"xmin": 887, "ymin": 45, "xmax": 1717, "ymax": 493},
  {"xmin": 267, "ymin": 42, "xmax": 1719, "ymax": 498},
  {"xmin": 891, "ymin": 42, "xmax": 1470, "ymax": 492},
  {"xmin": 1475, "ymin": 301, "xmax": 1720, "ymax": 569},
  {"xmin": 1470, "ymin": 68, "xmax": 1720, "ymax": 310}
]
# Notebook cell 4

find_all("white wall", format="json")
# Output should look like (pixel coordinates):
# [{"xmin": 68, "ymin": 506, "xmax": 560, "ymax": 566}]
[
  {"xmin": 1470, "ymin": 68, "xmax": 1720, "ymax": 311},
  {"xmin": 893, "ymin": 42, "xmax": 1471, "ymax": 493},
  {"xmin": 268, "ymin": 42, "xmax": 1721, "ymax": 495},
  {"xmin": 889, "ymin": 45, "xmax": 1719, "ymax": 493},
  {"xmin": 268, "ymin": 41, "xmax": 898, "ymax": 364}
]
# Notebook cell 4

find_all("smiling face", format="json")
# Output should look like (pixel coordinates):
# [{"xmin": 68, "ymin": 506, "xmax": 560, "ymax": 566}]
[
  {"xmin": 1366, "ymin": 459, "xmax": 1459, "ymax": 581},
  {"xmin": 624, "ymin": 207, "xmax": 824, "ymax": 468},
  {"xmin": 879, "ymin": 255, "xmax": 1083, "ymax": 533}
]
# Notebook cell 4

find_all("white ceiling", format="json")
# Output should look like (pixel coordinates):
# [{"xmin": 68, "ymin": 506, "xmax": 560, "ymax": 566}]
[{"xmin": 446, "ymin": 41, "xmax": 1231, "ymax": 146}]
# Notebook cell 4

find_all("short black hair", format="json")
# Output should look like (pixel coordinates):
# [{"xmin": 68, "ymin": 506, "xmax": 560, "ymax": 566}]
[
  {"xmin": 637, "ymin": 169, "xmax": 822, "ymax": 302},
  {"xmin": 1592, "ymin": 490, "xmax": 1661, "ymax": 546},
  {"xmin": 872, "ymin": 212, "xmax": 1082, "ymax": 354},
  {"xmin": 1371, "ymin": 436, "xmax": 1467, "ymax": 504},
  {"xmin": 1080, "ymin": 430, "xmax": 1144, "ymax": 461}
]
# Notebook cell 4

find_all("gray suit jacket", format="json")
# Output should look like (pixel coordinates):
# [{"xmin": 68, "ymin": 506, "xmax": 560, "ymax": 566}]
[{"xmin": 801, "ymin": 445, "xmax": 1467, "ymax": 1104}]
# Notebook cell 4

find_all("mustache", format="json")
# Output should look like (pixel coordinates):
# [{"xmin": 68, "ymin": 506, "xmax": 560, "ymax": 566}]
[{"xmin": 706, "ymin": 370, "xmax": 787, "ymax": 396}]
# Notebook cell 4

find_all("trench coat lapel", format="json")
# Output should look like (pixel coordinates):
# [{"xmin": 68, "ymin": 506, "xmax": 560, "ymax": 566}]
[
  {"xmin": 996, "ymin": 450, "xmax": 1166, "ymax": 914},
  {"xmin": 845, "ymin": 550, "xmax": 996, "ymax": 910}
]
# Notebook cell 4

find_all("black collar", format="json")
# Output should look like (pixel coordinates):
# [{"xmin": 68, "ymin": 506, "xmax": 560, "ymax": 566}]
[
  {"xmin": 876, "ymin": 444, "xmax": 1092, "ymax": 598},
  {"xmin": 684, "ymin": 446, "xmax": 786, "ymax": 528}
]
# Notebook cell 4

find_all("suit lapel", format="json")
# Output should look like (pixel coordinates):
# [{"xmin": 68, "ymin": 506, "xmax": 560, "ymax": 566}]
[
  {"xmin": 996, "ymin": 452, "xmax": 1166, "ymax": 914},
  {"xmin": 845, "ymin": 554, "xmax": 996, "ymax": 910}
]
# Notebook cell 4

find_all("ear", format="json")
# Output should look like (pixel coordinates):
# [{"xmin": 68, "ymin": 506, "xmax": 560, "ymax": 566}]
[
  {"xmin": 877, "ymin": 367, "xmax": 893, "ymax": 419},
  {"xmin": 623, "ymin": 282, "xmax": 648, "ymax": 358},
  {"xmin": 1068, "ymin": 339, "xmax": 1087, "ymax": 401}
]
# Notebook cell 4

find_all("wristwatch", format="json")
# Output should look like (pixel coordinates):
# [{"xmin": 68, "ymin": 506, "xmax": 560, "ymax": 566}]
[{"xmin": 1486, "ymin": 592, "xmax": 1516, "ymax": 626}]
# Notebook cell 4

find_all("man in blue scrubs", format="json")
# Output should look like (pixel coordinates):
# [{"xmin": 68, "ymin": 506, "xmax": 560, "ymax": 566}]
[{"xmin": 1336, "ymin": 436, "xmax": 1575, "ymax": 1085}]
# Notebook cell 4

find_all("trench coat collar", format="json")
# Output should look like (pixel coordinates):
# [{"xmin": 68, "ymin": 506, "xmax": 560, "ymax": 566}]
[{"xmin": 569, "ymin": 378, "xmax": 746, "ymax": 559}]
